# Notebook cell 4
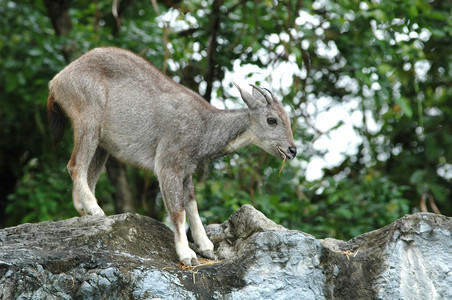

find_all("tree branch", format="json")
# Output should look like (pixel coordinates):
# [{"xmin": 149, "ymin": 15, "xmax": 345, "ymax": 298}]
[
  {"xmin": 204, "ymin": 0, "xmax": 223, "ymax": 102},
  {"xmin": 112, "ymin": 0, "xmax": 135, "ymax": 36}
]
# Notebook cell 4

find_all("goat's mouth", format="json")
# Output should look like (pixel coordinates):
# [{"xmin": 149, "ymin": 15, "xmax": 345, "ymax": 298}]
[{"xmin": 276, "ymin": 146, "xmax": 292, "ymax": 160}]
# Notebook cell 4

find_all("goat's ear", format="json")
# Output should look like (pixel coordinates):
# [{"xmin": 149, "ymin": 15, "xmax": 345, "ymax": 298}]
[
  {"xmin": 233, "ymin": 82, "xmax": 264, "ymax": 110},
  {"xmin": 251, "ymin": 87, "xmax": 267, "ymax": 105},
  {"xmin": 250, "ymin": 84, "xmax": 273, "ymax": 105}
]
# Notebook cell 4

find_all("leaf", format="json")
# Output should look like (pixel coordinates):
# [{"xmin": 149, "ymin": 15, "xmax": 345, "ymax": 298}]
[
  {"xmin": 394, "ymin": 97, "xmax": 413, "ymax": 118},
  {"xmin": 429, "ymin": 184, "xmax": 448, "ymax": 202},
  {"xmin": 378, "ymin": 63, "xmax": 393, "ymax": 75},
  {"xmin": 409, "ymin": 170, "xmax": 425, "ymax": 185},
  {"xmin": 431, "ymin": 29, "xmax": 446, "ymax": 38}
]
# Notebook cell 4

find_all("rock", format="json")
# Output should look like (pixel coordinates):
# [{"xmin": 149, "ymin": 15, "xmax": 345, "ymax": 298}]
[
  {"xmin": 320, "ymin": 212, "xmax": 452, "ymax": 300},
  {"xmin": 0, "ymin": 204, "xmax": 451, "ymax": 299}
]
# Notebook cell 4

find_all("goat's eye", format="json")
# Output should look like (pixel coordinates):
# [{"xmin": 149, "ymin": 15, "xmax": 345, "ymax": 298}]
[{"xmin": 267, "ymin": 118, "xmax": 277, "ymax": 125}]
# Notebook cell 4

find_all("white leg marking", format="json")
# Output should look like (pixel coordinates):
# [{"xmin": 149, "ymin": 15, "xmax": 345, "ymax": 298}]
[
  {"xmin": 173, "ymin": 210, "xmax": 199, "ymax": 266},
  {"xmin": 73, "ymin": 177, "xmax": 105, "ymax": 216},
  {"xmin": 185, "ymin": 199, "xmax": 215, "ymax": 259}
]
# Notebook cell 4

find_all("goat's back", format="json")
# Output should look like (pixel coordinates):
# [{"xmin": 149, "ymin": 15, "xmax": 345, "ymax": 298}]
[{"xmin": 50, "ymin": 47, "xmax": 211, "ymax": 110}]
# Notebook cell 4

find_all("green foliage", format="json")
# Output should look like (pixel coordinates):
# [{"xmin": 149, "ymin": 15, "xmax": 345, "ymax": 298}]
[
  {"xmin": 1, "ymin": 0, "xmax": 450, "ymax": 241},
  {"xmin": 6, "ymin": 157, "xmax": 115, "ymax": 226},
  {"xmin": 6, "ymin": 158, "xmax": 75, "ymax": 225},
  {"xmin": 304, "ymin": 172, "xmax": 410, "ymax": 239}
]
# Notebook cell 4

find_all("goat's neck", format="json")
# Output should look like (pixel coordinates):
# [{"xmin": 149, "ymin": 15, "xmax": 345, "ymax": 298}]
[{"xmin": 205, "ymin": 108, "xmax": 254, "ymax": 159}]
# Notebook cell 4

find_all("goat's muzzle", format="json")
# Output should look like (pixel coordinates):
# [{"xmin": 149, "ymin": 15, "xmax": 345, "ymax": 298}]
[
  {"xmin": 276, "ymin": 146, "xmax": 297, "ymax": 160},
  {"xmin": 288, "ymin": 147, "xmax": 297, "ymax": 158}
]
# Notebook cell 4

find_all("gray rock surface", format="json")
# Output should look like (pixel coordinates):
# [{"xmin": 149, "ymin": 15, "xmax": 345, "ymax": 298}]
[{"xmin": 0, "ymin": 204, "xmax": 451, "ymax": 299}]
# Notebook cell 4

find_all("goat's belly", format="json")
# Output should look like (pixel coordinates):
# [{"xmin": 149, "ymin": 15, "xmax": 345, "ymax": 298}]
[{"xmin": 99, "ymin": 128, "xmax": 157, "ymax": 171}]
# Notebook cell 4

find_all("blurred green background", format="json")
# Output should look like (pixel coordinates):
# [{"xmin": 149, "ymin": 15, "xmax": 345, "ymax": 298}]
[{"xmin": 1, "ymin": 0, "xmax": 450, "ymax": 240}]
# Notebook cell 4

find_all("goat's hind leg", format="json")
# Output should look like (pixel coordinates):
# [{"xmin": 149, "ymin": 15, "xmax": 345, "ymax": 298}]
[
  {"xmin": 87, "ymin": 147, "xmax": 109, "ymax": 194},
  {"xmin": 68, "ymin": 125, "xmax": 105, "ymax": 216}
]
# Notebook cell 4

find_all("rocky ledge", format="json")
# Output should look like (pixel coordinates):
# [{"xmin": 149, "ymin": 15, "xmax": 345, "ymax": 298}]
[{"xmin": 0, "ymin": 204, "xmax": 451, "ymax": 299}]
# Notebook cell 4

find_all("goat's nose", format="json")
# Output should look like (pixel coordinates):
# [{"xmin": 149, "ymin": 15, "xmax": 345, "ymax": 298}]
[{"xmin": 288, "ymin": 147, "xmax": 297, "ymax": 157}]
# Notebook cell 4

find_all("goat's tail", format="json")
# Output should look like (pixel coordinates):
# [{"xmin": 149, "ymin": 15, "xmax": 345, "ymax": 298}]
[{"xmin": 47, "ymin": 92, "xmax": 65, "ymax": 146}]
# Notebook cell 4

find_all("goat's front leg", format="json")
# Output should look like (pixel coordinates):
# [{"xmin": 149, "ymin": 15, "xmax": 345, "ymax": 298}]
[
  {"xmin": 158, "ymin": 169, "xmax": 199, "ymax": 266},
  {"xmin": 184, "ymin": 177, "xmax": 215, "ymax": 260}
]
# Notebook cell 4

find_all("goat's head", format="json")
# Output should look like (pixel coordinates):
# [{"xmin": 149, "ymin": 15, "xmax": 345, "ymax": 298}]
[{"xmin": 235, "ymin": 83, "xmax": 297, "ymax": 160}]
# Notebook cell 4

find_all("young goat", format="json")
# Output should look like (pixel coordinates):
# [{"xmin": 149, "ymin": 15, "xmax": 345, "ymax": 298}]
[{"xmin": 47, "ymin": 47, "xmax": 297, "ymax": 266}]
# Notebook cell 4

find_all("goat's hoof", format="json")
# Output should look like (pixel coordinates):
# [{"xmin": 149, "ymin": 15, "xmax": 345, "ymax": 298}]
[
  {"xmin": 181, "ymin": 257, "xmax": 200, "ymax": 266},
  {"xmin": 84, "ymin": 205, "xmax": 105, "ymax": 216},
  {"xmin": 200, "ymin": 249, "xmax": 216, "ymax": 260}
]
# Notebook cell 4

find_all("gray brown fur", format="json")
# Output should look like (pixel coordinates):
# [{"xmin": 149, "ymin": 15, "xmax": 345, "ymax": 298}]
[{"xmin": 47, "ymin": 47, "xmax": 296, "ymax": 266}]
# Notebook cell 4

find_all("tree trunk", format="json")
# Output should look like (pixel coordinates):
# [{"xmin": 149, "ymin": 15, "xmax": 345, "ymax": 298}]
[
  {"xmin": 106, "ymin": 157, "xmax": 136, "ymax": 213},
  {"xmin": 43, "ymin": 0, "xmax": 73, "ymax": 62},
  {"xmin": 204, "ymin": 0, "xmax": 223, "ymax": 102}
]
